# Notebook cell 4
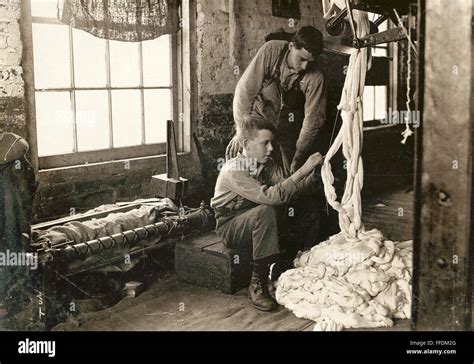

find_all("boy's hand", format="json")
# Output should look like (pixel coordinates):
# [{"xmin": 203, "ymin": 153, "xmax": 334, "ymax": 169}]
[{"xmin": 299, "ymin": 152, "xmax": 323, "ymax": 175}]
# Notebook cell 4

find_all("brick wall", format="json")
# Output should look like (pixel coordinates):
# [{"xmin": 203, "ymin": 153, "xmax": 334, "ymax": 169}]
[{"xmin": 33, "ymin": 154, "xmax": 200, "ymax": 221}]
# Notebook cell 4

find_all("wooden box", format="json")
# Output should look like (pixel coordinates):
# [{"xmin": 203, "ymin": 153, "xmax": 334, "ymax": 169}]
[
  {"xmin": 151, "ymin": 174, "xmax": 189, "ymax": 201},
  {"xmin": 175, "ymin": 232, "xmax": 252, "ymax": 294}
]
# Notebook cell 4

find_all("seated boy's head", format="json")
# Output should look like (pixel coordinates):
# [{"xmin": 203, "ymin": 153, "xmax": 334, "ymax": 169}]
[{"xmin": 238, "ymin": 114, "xmax": 276, "ymax": 164}]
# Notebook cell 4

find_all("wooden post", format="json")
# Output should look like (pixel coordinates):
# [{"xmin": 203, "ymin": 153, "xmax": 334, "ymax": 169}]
[
  {"xmin": 166, "ymin": 120, "xmax": 180, "ymax": 180},
  {"xmin": 151, "ymin": 120, "xmax": 189, "ymax": 201},
  {"xmin": 412, "ymin": 0, "xmax": 473, "ymax": 330},
  {"xmin": 20, "ymin": 0, "xmax": 39, "ymax": 171}
]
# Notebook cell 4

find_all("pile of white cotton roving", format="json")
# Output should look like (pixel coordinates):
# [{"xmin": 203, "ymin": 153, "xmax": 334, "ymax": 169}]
[{"xmin": 275, "ymin": 229, "xmax": 412, "ymax": 331}]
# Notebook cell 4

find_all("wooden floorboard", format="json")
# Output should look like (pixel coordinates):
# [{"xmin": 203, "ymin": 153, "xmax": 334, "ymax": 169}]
[{"xmin": 362, "ymin": 189, "xmax": 414, "ymax": 242}]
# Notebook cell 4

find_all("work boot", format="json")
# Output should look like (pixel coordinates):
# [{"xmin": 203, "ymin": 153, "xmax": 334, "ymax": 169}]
[{"xmin": 248, "ymin": 260, "xmax": 278, "ymax": 312}]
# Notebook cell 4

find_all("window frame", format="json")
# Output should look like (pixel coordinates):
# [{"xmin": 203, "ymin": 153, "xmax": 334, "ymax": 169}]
[
  {"xmin": 362, "ymin": 14, "xmax": 396, "ymax": 127},
  {"xmin": 24, "ymin": 1, "xmax": 181, "ymax": 170}
]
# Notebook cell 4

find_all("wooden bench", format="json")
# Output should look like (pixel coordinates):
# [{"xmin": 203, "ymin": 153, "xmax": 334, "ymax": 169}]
[{"xmin": 175, "ymin": 231, "xmax": 252, "ymax": 294}]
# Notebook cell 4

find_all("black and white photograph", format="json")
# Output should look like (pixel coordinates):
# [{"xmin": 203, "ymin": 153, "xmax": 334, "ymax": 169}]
[{"xmin": 0, "ymin": 0, "xmax": 473, "ymax": 357}]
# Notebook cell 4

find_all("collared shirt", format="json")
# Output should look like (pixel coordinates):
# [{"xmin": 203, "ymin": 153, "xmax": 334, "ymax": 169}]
[
  {"xmin": 211, "ymin": 152, "xmax": 320, "ymax": 220},
  {"xmin": 233, "ymin": 40, "xmax": 326, "ymax": 160}
]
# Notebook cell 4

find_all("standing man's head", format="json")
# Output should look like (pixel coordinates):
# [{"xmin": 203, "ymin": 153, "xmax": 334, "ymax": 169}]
[
  {"xmin": 288, "ymin": 26, "xmax": 324, "ymax": 73},
  {"xmin": 238, "ymin": 115, "xmax": 276, "ymax": 164}
]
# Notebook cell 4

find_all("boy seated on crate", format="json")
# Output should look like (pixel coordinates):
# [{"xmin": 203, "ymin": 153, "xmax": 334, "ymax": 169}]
[{"xmin": 210, "ymin": 114, "xmax": 323, "ymax": 311}]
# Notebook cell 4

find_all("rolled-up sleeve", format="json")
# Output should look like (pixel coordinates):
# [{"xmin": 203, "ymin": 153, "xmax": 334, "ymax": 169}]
[{"xmin": 294, "ymin": 71, "xmax": 327, "ymax": 160}]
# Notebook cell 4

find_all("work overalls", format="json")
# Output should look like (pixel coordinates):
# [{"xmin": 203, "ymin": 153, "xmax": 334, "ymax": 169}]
[{"xmin": 252, "ymin": 45, "xmax": 305, "ymax": 176}]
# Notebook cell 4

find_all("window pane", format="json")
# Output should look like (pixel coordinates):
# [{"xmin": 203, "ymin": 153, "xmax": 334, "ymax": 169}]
[
  {"xmin": 109, "ymin": 41, "xmax": 140, "ymax": 87},
  {"xmin": 73, "ymin": 29, "xmax": 107, "ymax": 87},
  {"xmin": 372, "ymin": 47, "xmax": 388, "ymax": 57},
  {"xmin": 374, "ymin": 85, "xmax": 388, "ymax": 121},
  {"xmin": 111, "ymin": 90, "xmax": 142, "ymax": 147},
  {"xmin": 32, "ymin": 23, "xmax": 70, "ymax": 88},
  {"xmin": 31, "ymin": 0, "xmax": 62, "ymax": 18},
  {"xmin": 363, "ymin": 86, "xmax": 375, "ymax": 121},
  {"xmin": 142, "ymin": 35, "xmax": 171, "ymax": 87},
  {"xmin": 144, "ymin": 89, "xmax": 171, "ymax": 144},
  {"xmin": 76, "ymin": 91, "xmax": 110, "ymax": 152},
  {"xmin": 36, "ymin": 91, "xmax": 74, "ymax": 156}
]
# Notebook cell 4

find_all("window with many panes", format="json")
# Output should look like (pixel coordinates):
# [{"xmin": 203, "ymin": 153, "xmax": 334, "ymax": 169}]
[{"xmin": 29, "ymin": 0, "xmax": 178, "ymax": 169}]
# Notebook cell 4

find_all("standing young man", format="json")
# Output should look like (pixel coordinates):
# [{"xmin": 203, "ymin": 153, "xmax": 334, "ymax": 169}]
[{"xmin": 227, "ymin": 26, "xmax": 326, "ymax": 175}]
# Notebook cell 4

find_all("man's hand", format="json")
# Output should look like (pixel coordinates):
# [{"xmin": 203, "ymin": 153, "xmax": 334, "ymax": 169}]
[
  {"xmin": 298, "ymin": 152, "xmax": 324, "ymax": 175},
  {"xmin": 225, "ymin": 135, "xmax": 242, "ymax": 160}
]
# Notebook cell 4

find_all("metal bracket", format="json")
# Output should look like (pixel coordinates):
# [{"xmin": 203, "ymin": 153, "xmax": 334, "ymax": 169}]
[{"xmin": 356, "ymin": 27, "xmax": 407, "ymax": 48}]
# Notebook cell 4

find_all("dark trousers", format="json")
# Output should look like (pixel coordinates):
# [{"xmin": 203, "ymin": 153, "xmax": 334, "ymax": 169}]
[
  {"xmin": 215, "ymin": 199, "xmax": 335, "ymax": 266},
  {"xmin": 278, "ymin": 194, "xmax": 325, "ymax": 262}
]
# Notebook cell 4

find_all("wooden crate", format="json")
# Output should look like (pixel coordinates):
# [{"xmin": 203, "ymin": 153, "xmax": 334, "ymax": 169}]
[{"xmin": 175, "ymin": 231, "xmax": 252, "ymax": 294}]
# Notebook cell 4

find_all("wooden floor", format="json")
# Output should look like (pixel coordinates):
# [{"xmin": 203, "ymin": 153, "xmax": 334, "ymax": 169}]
[
  {"xmin": 363, "ymin": 188, "xmax": 414, "ymax": 242},
  {"xmin": 357, "ymin": 188, "xmax": 414, "ymax": 331},
  {"xmin": 363, "ymin": 188, "xmax": 473, "ymax": 330}
]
